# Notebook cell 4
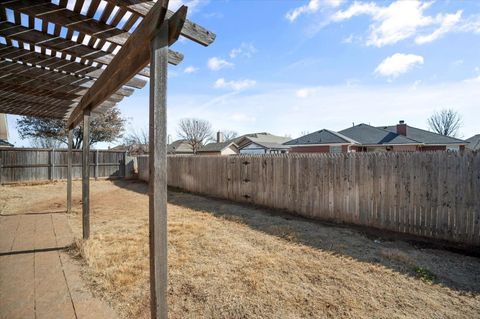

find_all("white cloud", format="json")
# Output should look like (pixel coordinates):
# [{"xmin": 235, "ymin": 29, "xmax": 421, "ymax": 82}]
[
  {"xmin": 184, "ymin": 66, "xmax": 198, "ymax": 74},
  {"xmin": 230, "ymin": 43, "xmax": 257, "ymax": 59},
  {"xmin": 207, "ymin": 57, "xmax": 234, "ymax": 71},
  {"xmin": 375, "ymin": 53, "xmax": 424, "ymax": 78},
  {"xmin": 333, "ymin": 0, "xmax": 433, "ymax": 47},
  {"xmin": 286, "ymin": 0, "xmax": 343, "ymax": 22},
  {"xmin": 214, "ymin": 78, "xmax": 256, "ymax": 91},
  {"xmin": 415, "ymin": 10, "xmax": 463, "ymax": 44},
  {"xmin": 331, "ymin": 0, "xmax": 469, "ymax": 47},
  {"xmin": 464, "ymin": 76, "xmax": 480, "ymax": 83},
  {"xmin": 296, "ymin": 88, "xmax": 316, "ymax": 98},
  {"xmin": 169, "ymin": 0, "xmax": 209, "ymax": 14}
]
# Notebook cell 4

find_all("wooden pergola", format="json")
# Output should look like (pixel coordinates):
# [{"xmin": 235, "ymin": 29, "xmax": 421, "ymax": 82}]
[{"xmin": 0, "ymin": 0, "xmax": 215, "ymax": 318}]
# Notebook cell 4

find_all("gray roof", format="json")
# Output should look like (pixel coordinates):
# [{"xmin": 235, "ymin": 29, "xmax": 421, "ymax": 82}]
[
  {"xmin": 246, "ymin": 141, "xmax": 290, "ymax": 150},
  {"xmin": 379, "ymin": 125, "xmax": 466, "ymax": 145},
  {"xmin": 284, "ymin": 129, "xmax": 358, "ymax": 146},
  {"xmin": 466, "ymin": 134, "xmax": 480, "ymax": 150},
  {"xmin": 339, "ymin": 124, "xmax": 419, "ymax": 145},
  {"xmin": 0, "ymin": 139, "xmax": 13, "ymax": 147},
  {"xmin": 235, "ymin": 132, "xmax": 291, "ymax": 146},
  {"xmin": 197, "ymin": 141, "xmax": 238, "ymax": 152},
  {"xmin": 167, "ymin": 140, "xmax": 193, "ymax": 154}
]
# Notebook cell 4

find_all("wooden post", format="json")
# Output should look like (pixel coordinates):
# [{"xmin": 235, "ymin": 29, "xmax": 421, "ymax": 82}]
[
  {"xmin": 0, "ymin": 148, "xmax": 3, "ymax": 185},
  {"xmin": 95, "ymin": 149, "xmax": 99, "ymax": 180},
  {"xmin": 82, "ymin": 109, "xmax": 90, "ymax": 239},
  {"xmin": 149, "ymin": 21, "xmax": 169, "ymax": 319},
  {"xmin": 124, "ymin": 151, "xmax": 128, "ymax": 178},
  {"xmin": 49, "ymin": 148, "xmax": 54, "ymax": 180},
  {"xmin": 67, "ymin": 128, "xmax": 73, "ymax": 213}
]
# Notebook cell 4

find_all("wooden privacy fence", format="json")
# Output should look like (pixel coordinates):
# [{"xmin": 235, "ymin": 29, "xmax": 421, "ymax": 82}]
[
  {"xmin": 0, "ymin": 148, "xmax": 127, "ymax": 184},
  {"xmin": 138, "ymin": 152, "xmax": 480, "ymax": 246}
]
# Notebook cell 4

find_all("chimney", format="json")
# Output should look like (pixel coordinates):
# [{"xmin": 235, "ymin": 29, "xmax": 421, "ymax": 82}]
[
  {"xmin": 397, "ymin": 120, "xmax": 407, "ymax": 136},
  {"xmin": 217, "ymin": 131, "xmax": 224, "ymax": 143}
]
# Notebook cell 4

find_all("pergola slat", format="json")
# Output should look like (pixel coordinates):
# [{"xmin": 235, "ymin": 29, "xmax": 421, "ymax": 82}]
[
  {"xmin": 1, "ymin": 1, "xmax": 184, "ymax": 65},
  {"xmin": 0, "ymin": 43, "xmax": 147, "ymax": 88},
  {"xmin": 0, "ymin": 59, "xmax": 134, "ymax": 97}
]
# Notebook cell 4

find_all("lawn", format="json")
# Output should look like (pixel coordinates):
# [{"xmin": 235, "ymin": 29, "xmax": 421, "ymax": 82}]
[{"xmin": 1, "ymin": 180, "xmax": 479, "ymax": 318}]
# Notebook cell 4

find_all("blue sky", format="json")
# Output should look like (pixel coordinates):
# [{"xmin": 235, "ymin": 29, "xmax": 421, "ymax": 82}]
[{"xmin": 6, "ymin": 0, "xmax": 480, "ymax": 147}]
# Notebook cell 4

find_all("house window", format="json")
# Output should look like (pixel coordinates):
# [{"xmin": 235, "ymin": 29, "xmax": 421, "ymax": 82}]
[
  {"xmin": 330, "ymin": 145, "xmax": 342, "ymax": 153},
  {"xmin": 446, "ymin": 145, "xmax": 459, "ymax": 152}
]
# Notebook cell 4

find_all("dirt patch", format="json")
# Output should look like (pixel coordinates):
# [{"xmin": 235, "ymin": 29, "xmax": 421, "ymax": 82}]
[{"xmin": 2, "ymin": 180, "xmax": 480, "ymax": 318}]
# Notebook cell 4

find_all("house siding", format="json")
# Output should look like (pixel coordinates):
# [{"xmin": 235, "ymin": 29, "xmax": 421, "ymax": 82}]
[
  {"xmin": 290, "ymin": 146, "xmax": 332, "ymax": 153},
  {"xmin": 420, "ymin": 145, "xmax": 447, "ymax": 152}
]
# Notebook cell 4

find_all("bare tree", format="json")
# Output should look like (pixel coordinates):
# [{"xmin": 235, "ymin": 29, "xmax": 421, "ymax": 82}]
[
  {"xmin": 124, "ymin": 129, "xmax": 148, "ymax": 145},
  {"xmin": 17, "ymin": 108, "xmax": 125, "ymax": 149},
  {"xmin": 177, "ymin": 118, "xmax": 213, "ymax": 153},
  {"xmin": 221, "ymin": 130, "xmax": 238, "ymax": 141},
  {"xmin": 427, "ymin": 109, "xmax": 462, "ymax": 137},
  {"xmin": 30, "ymin": 137, "xmax": 63, "ymax": 148}
]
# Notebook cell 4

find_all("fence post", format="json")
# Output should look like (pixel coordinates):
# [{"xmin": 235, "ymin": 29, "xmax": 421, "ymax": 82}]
[
  {"xmin": 95, "ymin": 149, "xmax": 99, "ymax": 180},
  {"xmin": 124, "ymin": 151, "xmax": 128, "ymax": 178},
  {"xmin": 0, "ymin": 149, "xmax": 3, "ymax": 185},
  {"xmin": 49, "ymin": 148, "xmax": 55, "ymax": 180},
  {"xmin": 82, "ymin": 110, "xmax": 91, "ymax": 240},
  {"xmin": 67, "ymin": 129, "xmax": 73, "ymax": 213}
]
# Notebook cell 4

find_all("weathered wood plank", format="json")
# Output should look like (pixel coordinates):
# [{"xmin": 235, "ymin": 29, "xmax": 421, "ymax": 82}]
[
  {"xmin": 106, "ymin": 0, "xmax": 216, "ymax": 46},
  {"xmin": 149, "ymin": 3, "xmax": 170, "ymax": 317}
]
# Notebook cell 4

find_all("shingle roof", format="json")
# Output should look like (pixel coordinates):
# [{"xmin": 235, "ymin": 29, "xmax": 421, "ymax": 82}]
[
  {"xmin": 197, "ymin": 141, "xmax": 238, "ymax": 152},
  {"xmin": 339, "ymin": 124, "xmax": 419, "ymax": 145},
  {"xmin": 235, "ymin": 132, "xmax": 291, "ymax": 146},
  {"xmin": 380, "ymin": 125, "xmax": 466, "ymax": 145},
  {"xmin": 0, "ymin": 139, "xmax": 13, "ymax": 147},
  {"xmin": 466, "ymin": 134, "xmax": 480, "ymax": 150},
  {"xmin": 284, "ymin": 129, "xmax": 358, "ymax": 145},
  {"xmin": 167, "ymin": 140, "xmax": 193, "ymax": 154},
  {"xmin": 251, "ymin": 141, "xmax": 290, "ymax": 149}
]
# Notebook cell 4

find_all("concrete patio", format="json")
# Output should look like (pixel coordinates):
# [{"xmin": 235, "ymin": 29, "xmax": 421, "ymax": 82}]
[{"xmin": 0, "ymin": 211, "xmax": 117, "ymax": 319}]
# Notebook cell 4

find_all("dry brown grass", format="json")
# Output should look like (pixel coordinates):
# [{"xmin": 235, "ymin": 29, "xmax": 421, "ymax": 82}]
[{"xmin": 1, "ymin": 180, "xmax": 480, "ymax": 318}]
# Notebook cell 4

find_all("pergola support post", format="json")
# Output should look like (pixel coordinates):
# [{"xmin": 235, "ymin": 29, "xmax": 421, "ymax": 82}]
[
  {"xmin": 67, "ymin": 128, "xmax": 73, "ymax": 213},
  {"xmin": 82, "ymin": 109, "xmax": 90, "ymax": 239},
  {"xmin": 149, "ymin": 22, "xmax": 169, "ymax": 319}
]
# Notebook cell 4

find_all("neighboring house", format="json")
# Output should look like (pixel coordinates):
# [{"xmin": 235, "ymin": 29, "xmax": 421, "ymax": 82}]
[
  {"xmin": 284, "ymin": 129, "xmax": 358, "ymax": 153},
  {"xmin": 286, "ymin": 121, "xmax": 467, "ymax": 153},
  {"xmin": 378, "ymin": 122, "xmax": 466, "ymax": 152},
  {"xmin": 110, "ymin": 143, "xmax": 148, "ymax": 155},
  {"xmin": 466, "ymin": 134, "xmax": 480, "ymax": 151},
  {"xmin": 0, "ymin": 113, "xmax": 13, "ymax": 147},
  {"xmin": 234, "ymin": 132, "xmax": 291, "ymax": 154},
  {"xmin": 197, "ymin": 141, "xmax": 239, "ymax": 155},
  {"xmin": 167, "ymin": 140, "xmax": 194, "ymax": 155}
]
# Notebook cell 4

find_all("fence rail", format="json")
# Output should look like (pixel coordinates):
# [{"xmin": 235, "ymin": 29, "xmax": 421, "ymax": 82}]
[
  {"xmin": 0, "ymin": 148, "xmax": 127, "ymax": 184},
  {"xmin": 137, "ymin": 152, "xmax": 480, "ymax": 246}
]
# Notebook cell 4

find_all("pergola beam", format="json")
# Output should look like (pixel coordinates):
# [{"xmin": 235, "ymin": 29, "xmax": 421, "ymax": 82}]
[{"xmin": 104, "ymin": 0, "xmax": 216, "ymax": 46}]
